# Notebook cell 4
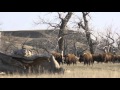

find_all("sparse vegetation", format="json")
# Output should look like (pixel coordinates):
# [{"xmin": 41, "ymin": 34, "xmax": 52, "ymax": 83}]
[{"xmin": 1, "ymin": 62, "xmax": 120, "ymax": 78}]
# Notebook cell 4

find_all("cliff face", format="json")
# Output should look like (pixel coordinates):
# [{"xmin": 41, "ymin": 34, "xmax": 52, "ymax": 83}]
[
  {"xmin": 1, "ymin": 30, "xmax": 88, "ymax": 55},
  {"xmin": 1, "ymin": 30, "xmax": 59, "ymax": 38},
  {"xmin": 1, "ymin": 29, "xmax": 85, "ymax": 39}
]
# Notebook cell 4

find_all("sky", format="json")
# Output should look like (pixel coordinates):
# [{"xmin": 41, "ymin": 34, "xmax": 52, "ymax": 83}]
[{"xmin": 0, "ymin": 12, "xmax": 120, "ymax": 34}]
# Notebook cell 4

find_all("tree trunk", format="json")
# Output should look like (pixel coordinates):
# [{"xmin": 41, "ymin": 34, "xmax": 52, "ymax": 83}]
[
  {"xmin": 58, "ymin": 12, "xmax": 73, "ymax": 60},
  {"xmin": 82, "ymin": 12, "xmax": 94, "ymax": 54},
  {"xmin": 58, "ymin": 29, "xmax": 64, "ymax": 54},
  {"xmin": 85, "ymin": 31, "xmax": 94, "ymax": 54},
  {"xmin": 73, "ymin": 42, "xmax": 77, "ymax": 56},
  {"xmin": 64, "ymin": 38, "xmax": 67, "ymax": 55}
]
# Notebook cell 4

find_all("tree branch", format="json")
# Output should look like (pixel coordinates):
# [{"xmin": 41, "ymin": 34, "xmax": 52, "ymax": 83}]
[{"xmin": 58, "ymin": 12, "xmax": 63, "ymax": 20}]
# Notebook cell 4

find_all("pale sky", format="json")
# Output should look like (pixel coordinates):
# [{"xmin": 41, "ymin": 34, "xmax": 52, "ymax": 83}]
[{"xmin": 0, "ymin": 12, "xmax": 120, "ymax": 34}]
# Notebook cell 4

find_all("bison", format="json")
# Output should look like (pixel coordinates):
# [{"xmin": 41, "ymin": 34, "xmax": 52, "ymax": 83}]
[
  {"xmin": 110, "ymin": 54, "xmax": 120, "ymax": 63},
  {"xmin": 64, "ymin": 54, "xmax": 77, "ymax": 65},
  {"xmin": 92, "ymin": 54, "xmax": 105, "ymax": 63},
  {"xmin": 79, "ymin": 52, "xmax": 93, "ymax": 65}
]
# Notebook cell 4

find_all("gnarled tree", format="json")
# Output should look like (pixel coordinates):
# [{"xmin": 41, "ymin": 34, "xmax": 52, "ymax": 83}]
[
  {"xmin": 35, "ymin": 12, "xmax": 73, "ymax": 60},
  {"xmin": 77, "ymin": 12, "xmax": 94, "ymax": 54},
  {"xmin": 97, "ymin": 28, "xmax": 115, "ymax": 54}
]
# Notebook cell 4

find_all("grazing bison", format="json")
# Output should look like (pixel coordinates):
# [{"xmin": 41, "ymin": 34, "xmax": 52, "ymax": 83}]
[
  {"xmin": 112, "ymin": 55, "xmax": 118, "ymax": 63},
  {"xmin": 92, "ymin": 54, "xmax": 100, "ymax": 63},
  {"xmin": 112, "ymin": 55, "xmax": 120, "ymax": 63},
  {"xmin": 117, "ymin": 55, "xmax": 120, "ymax": 63},
  {"xmin": 79, "ymin": 52, "xmax": 93, "ymax": 65},
  {"xmin": 92, "ymin": 54, "xmax": 105, "ymax": 63},
  {"xmin": 92, "ymin": 53, "xmax": 114, "ymax": 63},
  {"xmin": 64, "ymin": 54, "xmax": 77, "ymax": 65},
  {"xmin": 99, "ymin": 53, "xmax": 106, "ymax": 63}
]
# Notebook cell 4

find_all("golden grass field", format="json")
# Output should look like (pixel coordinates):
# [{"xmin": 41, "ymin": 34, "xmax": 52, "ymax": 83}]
[{"xmin": 1, "ymin": 62, "xmax": 120, "ymax": 78}]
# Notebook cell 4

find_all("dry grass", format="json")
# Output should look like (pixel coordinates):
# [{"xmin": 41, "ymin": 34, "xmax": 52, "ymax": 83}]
[{"xmin": 1, "ymin": 62, "xmax": 120, "ymax": 78}]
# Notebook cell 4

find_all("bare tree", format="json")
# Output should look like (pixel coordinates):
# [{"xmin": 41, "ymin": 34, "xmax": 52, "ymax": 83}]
[
  {"xmin": 77, "ymin": 12, "xmax": 94, "ymax": 54},
  {"xmin": 1, "ymin": 33, "xmax": 20, "ymax": 54},
  {"xmin": 116, "ymin": 33, "xmax": 120, "ymax": 50},
  {"xmin": 35, "ymin": 12, "xmax": 73, "ymax": 59},
  {"xmin": 97, "ymin": 28, "xmax": 115, "ymax": 54}
]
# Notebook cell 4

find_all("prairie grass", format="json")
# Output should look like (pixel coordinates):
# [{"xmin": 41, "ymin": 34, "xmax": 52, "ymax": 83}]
[{"xmin": 1, "ymin": 62, "xmax": 120, "ymax": 78}]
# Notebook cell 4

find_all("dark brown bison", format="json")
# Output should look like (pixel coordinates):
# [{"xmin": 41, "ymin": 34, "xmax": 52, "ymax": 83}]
[
  {"xmin": 92, "ymin": 54, "xmax": 105, "ymax": 63},
  {"xmin": 92, "ymin": 54, "xmax": 100, "ymax": 63},
  {"xmin": 116, "ymin": 55, "xmax": 120, "ymax": 63},
  {"xmin": 79, "ymin": 52, "xmax": 93, "ymax": 65},
  {"xmin": 92, "ymin": 53, "xmax": 114, "ymax": 63},
  {"xmin": 64, "ymin": 54, "xmax": 77, "ymax": 65},
  {"xmin": 111, "ymin": 55, "xmax": 120, "ymax": 63},
  {"xmin": 100, "ymin": 53, "xmax": 106, "ymax": 62},
  {"xmin": 51, "ymin": 51, "xmax": 63, "ymax": 65}
]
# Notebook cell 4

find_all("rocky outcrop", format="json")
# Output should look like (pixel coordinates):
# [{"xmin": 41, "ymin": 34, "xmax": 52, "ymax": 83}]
[{"xmin": 0, "ymin": 52, "xmax": 65, "ymax": 74}]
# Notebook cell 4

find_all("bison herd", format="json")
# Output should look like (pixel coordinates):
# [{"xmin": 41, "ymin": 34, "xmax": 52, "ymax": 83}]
[
  {"xmin": 51, "ymin": 51, "xmax": 77, "ymax": 65},
  {"xmin": 1, "ymin": 49, "xmax": 120, "ymax": 74},
  {"xmin": 51, "ymin": 51, "xmax": 120, "ymax": 66}
]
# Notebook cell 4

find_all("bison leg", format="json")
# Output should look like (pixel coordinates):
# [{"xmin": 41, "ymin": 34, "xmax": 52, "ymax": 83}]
[
  {"xmin": 84, "ymin": 61, "xmax": 86, "ymax": 65},
  {"xmin": 88, "ymin": 61, "xmax": 90, "ymax": 66},
  {"xmin": 67, "ymin": 62, "xmax": 70, "ymax": 66},
  {"xmin": 86, "ymin": 61, "xmax": 88, "ymax": 66},
  {"xmin": 73, "ymin": 61, "xmax": 75, "ymax": 66},
  {"xmin": 91, "ymin": 59, "xmax": 93, "ymax": 66},
  {"xmin": 104, "ymin": 58, "xmax": 107, "ymax": 63}
]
